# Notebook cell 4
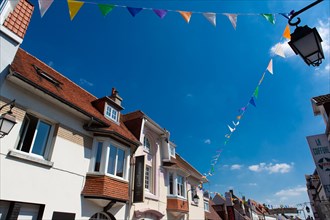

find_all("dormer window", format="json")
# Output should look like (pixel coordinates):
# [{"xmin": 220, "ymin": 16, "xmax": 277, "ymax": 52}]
[
  {"xmin": 169, "ymin": 145, "xmax": 175, "ymax": 157},
  {"xmin": 105, "ymin": 104, "xmax": 119, "ymax": 123}
]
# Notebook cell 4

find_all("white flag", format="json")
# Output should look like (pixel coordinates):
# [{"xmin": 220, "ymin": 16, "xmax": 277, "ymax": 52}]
[
  {"xmin": 203, "ymin": 12, "xmax": 216, "ymax": 27},
  {"xmin": 267, "ymin": 59, "xmax": 273, "ymax": 74},
  {"xmin": 38, "ymin": 0, "xmax": 54, "ymax": 17},
  {"xmin": 228, "ymin": 125, "xmax": 235, "ymax": 132},
  {"xmin": 274, "ymin": 43, "xmax": 286, "ymax": 58}
]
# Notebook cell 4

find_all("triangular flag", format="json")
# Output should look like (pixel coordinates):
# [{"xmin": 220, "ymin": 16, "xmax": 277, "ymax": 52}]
[
  {"xmin": 67, "ymin": 0, "xmax": 84, "ymax": 20},
  {"xmin": 274, "ymin": 43, "xmax": 286, "ymax": 58},
  {"xmin": 127, "ymin": 7, "xmax": 143, "ymax": 17},
  {"xmin": 261, "ymin": 14, "xmax": 275, "ymax": 24},
  {"xmin": 224, "ymin": 13, "xmax": 237, "ymax": 30},
  {"xmin": 236, "ymin": 115, "xmax": 242, "ymax": 120},
  {"xmin": 203, "ymin": 12, "xmax": 216, "ymax": 27},
  {"xmin": 283, "ymin": 24, "xmax": 291, "ymax": 40},
  {"xmin": 228, "ymin": 125, "xmax": 235, "ymax": 132},
  {"xmin": 178, "ymin": 11, "xmax": 192, "ymax": 23},
  {"xmin": 239, "ymin": 107, "xmax": 247, "ymax": 112},
  {"xmin": 253, "ymin": 86, "xmax": 259, "ymax": 99},
  {"xmin": 279, "ymin": 13, "xmax": 290, "ymax": 19},
  {"xmin": 232, "ymin": 121, "xmax": 239, "ymax": 126},
  {"xmin": 98, "ymin": 4, "xmax": 114, "ymax": 17},
  {"xmin": 259, "ymin": 72, "xmax": 266, "ymax": 85},
  {"xmin": 153, "ymin": 9, "xmax": 168, "ymax": 19},
  {"xmin": 38, "ymin": 0, "xmax": 54, "ymax": 17},
  {"xmin": 267, "ymin": 59, "xmax": 273, "ymax": 74},
  {"xmin": 249, "ymin": 97, "xmax": 257, "ymax": 107}
]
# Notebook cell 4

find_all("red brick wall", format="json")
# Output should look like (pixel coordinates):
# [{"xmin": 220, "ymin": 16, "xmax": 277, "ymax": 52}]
[
  {"xmin": 3, "ymin": 0, "xmax": 34, "ymax": 39},
  {"xmin": 167, "ymin": 198, "xmax": 189, "ymax": 213},
  {"xmin": 82, "ymin": 175, "xmax": 129, "ymax": 201}
]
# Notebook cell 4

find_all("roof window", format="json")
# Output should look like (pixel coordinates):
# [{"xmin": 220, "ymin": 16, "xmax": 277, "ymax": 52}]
[{"xmin": 33, "ymin": 65, "xmax": 62, "ymax": 87}]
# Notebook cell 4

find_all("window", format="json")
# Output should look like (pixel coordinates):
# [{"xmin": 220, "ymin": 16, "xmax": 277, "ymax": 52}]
[
  {"xmin": 143, "ymin": 136, "xmax": 151, "ymax": 152},
  {"xmin": 105, "ymin": 104, "xmax": 118, "ymax": 122},
  {"xmin": 169, "ymin": 145, "xmax": 175, "ymax": 157},
  {"xmin": 145, "ymin": 165, "xmax": 153, "ymax": 191},
  {"xmin": 94, "ymin": 142, "xmax": 103, "ymax": 172},
  {"xmin": 17, "ymin": 113, "xmax": 53, "ymax": 158},
  {"xmin": 169, "ymin": 172, "xmax": 174, "ymax": 195},
  {"xmin": 107, "ymin": 145, "xmax": 126, "ymax": 178},
  {"xmin": 204, "ymin": 201, "xmax": 210, "ymax": 211},
  {"xmin": 177, "ymin": 175, "xmax": 185, "ymax": 197}
]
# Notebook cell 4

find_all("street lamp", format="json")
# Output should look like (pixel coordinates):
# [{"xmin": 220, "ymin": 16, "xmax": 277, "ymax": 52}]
[
  {"xmin": 288, "ymin": 0, "xmax": 325, "ymax": 67},
  {"xmin": 192, "ymin": 194, "xmax": 200, "ymax": 204},
  {"xmin": 0, "ymin": 100, "xmax": 16, "ymax": 138}
]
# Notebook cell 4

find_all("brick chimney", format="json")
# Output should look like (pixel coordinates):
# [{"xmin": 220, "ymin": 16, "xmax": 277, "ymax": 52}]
[
  {"xmin": 109, "ymin": 88, "xmax": 123, "ymax": 107},
  {"xmin": 0, "ymin": 0, "xmax": 34, "ymax": 75}
]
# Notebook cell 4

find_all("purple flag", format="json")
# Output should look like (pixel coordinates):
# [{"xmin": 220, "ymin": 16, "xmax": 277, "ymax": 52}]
[
  {"xmin": 239, "ymin": 107, "xmax": 247, "ymax": 112},
  {"xmin": 127, "ymin": 7, "xmax": 143, "ymax": 17},
  {"xmin": 153, "ymin": 9, "xmax": 168, "ymax": 19},
  {"xmin": 249, "ymin": 97, "xmax": 257, "ymax": 107}
]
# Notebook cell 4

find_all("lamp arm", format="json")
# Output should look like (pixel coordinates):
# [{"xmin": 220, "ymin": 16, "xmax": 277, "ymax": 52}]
[
  {"xmin": 288, "ymin": 0, "xmax": 323, "ymax": 27},
  {"xmin": 0, "ymin": 100, "xmax": 15, "ymax": 113}
]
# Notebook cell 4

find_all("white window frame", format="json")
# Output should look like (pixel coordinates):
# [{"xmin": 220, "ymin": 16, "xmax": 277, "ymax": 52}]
[
  {"xmin": 90, "ymin": 138, "xmax": 130, "ymax": 181},
  {"xmin": 169, "ymin": 145, "xmax": 175, "ymax": 157},
  {"xmin": 105, "ymin": 104, "xmax": 119, "ymax": 123},
  {"xmin": 143, "ymin": 135, "xmax": 151, "ymax": 153},
  {"xmin": 16, "ymin": 113, "xmax": 55, "ymax": 159},
  {"xmin": 145, "ymin": 165, "xmax": 153, "ymax": 192},
  {"xmin": 168, "ymin": 172, "xmax": 186, "ymax": 198},
  {"xmin": 204, "ymin": 200, "xmax": 210, "ymax": 212}
]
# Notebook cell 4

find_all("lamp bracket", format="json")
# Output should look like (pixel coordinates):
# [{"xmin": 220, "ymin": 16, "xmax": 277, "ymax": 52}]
[
  {"xmin": 0, "ymin": 99, "xmax": 15, "ymax": 114},
  {"xmin": 288, "ymin": 0, "xmax": 323, "ymax": 27}
]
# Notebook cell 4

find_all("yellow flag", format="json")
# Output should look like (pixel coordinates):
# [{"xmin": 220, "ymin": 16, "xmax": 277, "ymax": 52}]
[
  {"xmin": 67, "ymin": 0, "xmax": 84, "ymax": 20},
  {"xmin": 178, "ymin": 11, "xmax": 192, "ymax": 23},
  {"xmin": 283, "ymin": 24, "xmax": 291, "ymax": 40}
]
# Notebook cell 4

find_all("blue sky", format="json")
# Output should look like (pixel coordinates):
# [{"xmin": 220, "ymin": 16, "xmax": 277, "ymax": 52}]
[{"xmin": 18, "ymin": 0, "xmax": 329, "ymax": 213}]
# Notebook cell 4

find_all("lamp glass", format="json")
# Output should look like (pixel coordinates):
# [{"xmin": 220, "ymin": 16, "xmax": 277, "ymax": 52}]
[
  {"xmin": 193, "ymin": 195, "xmax": 199, "ymax": 204},
  {"xmin": 289, "ymin": 26, "xmax": 324, "ymax": 66},
  {"xmin": 0, "ymin": 113, "xmax": 16, "ymax": 135}
]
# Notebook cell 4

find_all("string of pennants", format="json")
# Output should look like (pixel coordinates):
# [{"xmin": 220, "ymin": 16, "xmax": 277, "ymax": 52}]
[
  {"xmin": 37, "ymin": 0, "xmax": 293, "ymax": 28},
  {"xmin": 203, "ymin": 23, "xmax": 292, "ymax": 179}
]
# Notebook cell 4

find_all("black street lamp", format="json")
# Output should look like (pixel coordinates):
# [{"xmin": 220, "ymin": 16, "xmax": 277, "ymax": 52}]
[
  {"xmin": 0, "ymin": 100, "xmax": 16, "ymax": 138},
  {"xmin": 288, "ymin": 0, "xmax": 325, "ymax": 66}
]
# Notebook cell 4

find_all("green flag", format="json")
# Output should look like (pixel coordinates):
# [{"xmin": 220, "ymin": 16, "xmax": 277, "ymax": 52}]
[
  {"xmin": 98, "ymin": 4, "xmax": 114, "ymax": 16},
  {"xmin": 261, "ymin": 14, "xmax": 275, "ymax": 24},
  {"xmin": 254, "ymin": 86, "xmax": 259, "ymax": 99}
]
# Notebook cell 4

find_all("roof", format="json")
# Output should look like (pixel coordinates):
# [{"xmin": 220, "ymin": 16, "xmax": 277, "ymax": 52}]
[
  {"xmin": 9, "ymin": 48, "xmax": 139, "ymax": 145},
  {"xmin": 173, "ymin": 153, "xmax": 207, "ymax": 182},
  {"xmin": 205, "ymin": 199, "xmax": 222, "ymax": 220},
  {"xmin": 311, "ymin": 94, "xmax": 330, "ymax": 115}
]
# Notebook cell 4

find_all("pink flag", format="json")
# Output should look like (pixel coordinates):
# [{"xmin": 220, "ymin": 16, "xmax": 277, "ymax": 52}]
[
  {"xmin": 267, "ymin": 59, "xmax": 273, "ymax": 74},
  {"xmin": 203, "ymin": 12, "xmax": 216, "ymax": 27},
  {"xmin": 224, "ymin": 13, "xmax": 237, "ymax": 30}
]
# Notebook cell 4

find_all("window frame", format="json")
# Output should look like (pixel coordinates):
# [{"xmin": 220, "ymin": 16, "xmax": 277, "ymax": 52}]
[
  {"xmin": 204, "ymin": 200, "xmax": 210, "ymax": 212},
  {"xmin": 90, "ymin": 139, "xmax": 130, "ymax": 181},
  {"xmin": 169, "ymin": 145, "xmax": 175, "ymax": 157},
  {"xmin": 16, "ymin": 113, "xmax": 55, "ymax": 160},
  {"xmin": 143, "ymin": 135, "xmax": 151, "ymax": 153},
  {"xmin": 168, "ymin": 172, "xmax": 186, "ymax": 198},
  {"xmin": 145, "ymin": 165, "xmax": 153, "ymax": 192},
  {"xmin": 104, "ymin": 104, "xmax": 119, "ymax": 123}
]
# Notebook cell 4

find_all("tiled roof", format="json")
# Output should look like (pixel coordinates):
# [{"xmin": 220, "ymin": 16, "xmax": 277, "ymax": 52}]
[
  {"xmin": 10, "ymin": 48, "xmax": 139, "ymax": 144},
  {"xmin": 3, "ymin": 0, "xmax": 33, "ymax": 39},
  {"xmin": 173, "ymin": 154, "xmax": 206, "ymax": 181},
  {"xmin": 206, "ymin": 200, "xmax": 222, "ymax": 220},
  {"xmin": 312, "ymin": 94, "xmax": 330, "ymax": 106}
]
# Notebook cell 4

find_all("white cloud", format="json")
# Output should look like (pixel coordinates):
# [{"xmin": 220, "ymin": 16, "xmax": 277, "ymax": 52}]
[
  {"xmin": 48, "ymin": 61, "xmax": 54, "ymax": 67},
  {"xmin": 275, "ymin": 186, "xmax": 306, "ymax": 197},
  {"xmin": 270, "ymin": 40, "xmax": 295, "ymax": 57},
  {"xmin": 204, "ymin": 139, "xmax": 211, "ymax": 144},
  {"xmin": 186, "ymin": 93, "xmax": 193, "ymax": 97},
  {"xmin": 248, "ymin": 162, "xmax": 293, "ymax": 174},
  {"xmin": 314, "ymin": 18, "xmax": 330, "ymax": 76},
  {"xmin": 231, "ymin": 164, "xmax": 243, "ymax": 170},
  {"xmin": 79, "ymin": 78, "xmax": 94, "ymax": 87},
  {"xmin": 249, "ymin": 183, "xmax": 257, "ymax": 186}
]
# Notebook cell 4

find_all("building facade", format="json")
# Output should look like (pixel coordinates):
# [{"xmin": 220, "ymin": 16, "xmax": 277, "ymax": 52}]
[{"xmin": 0, "ymin": 0, "xmax": 207, "ymax": 219}]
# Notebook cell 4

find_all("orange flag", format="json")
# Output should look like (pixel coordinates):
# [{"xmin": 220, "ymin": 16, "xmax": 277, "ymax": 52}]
[
  {"xmin": 67, "ymin": 0, "xmax": 84, "ymax": 20},
  {"xmin": 283, "ymin": 25, "xmax": 291, "ymax": 40},
  {"xmin": 178, "ymin": 11, "xmax": 192, "ymax": 23}
]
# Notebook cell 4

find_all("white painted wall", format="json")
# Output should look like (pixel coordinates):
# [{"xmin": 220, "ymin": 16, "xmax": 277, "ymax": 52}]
[{"xmin": 0, "ymin": 80, "xmax": 128, "ymax": 219}]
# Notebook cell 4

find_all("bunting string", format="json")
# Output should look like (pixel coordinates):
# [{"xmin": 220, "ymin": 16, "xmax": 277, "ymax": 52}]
[
  {"xmin": 34, "ymin": 0, "xmax": 293, "ymax": 28},
  {"xmin": 204, "ymin": 23, "xmax": 291, "ymax": 178}
]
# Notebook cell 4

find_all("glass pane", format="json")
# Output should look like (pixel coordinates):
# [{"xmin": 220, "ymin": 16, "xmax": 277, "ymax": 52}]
[
  {"xmin": 20, "ymin": 115, "xmax": 37, "ymax": 153},
  {"xmin": 107, "ymin": 145, "xmax": 117, "ymax": 175},
  {"xmin": 169, "ymin": 173, "xmax": 174, "ymax": 194},
  {"xmin": 116, "ymin": 148, "xmax": 125, "ymax": 177},
  {"xmin": 94, "ymin": 142, "xmax": 103, "ymax": 172},
  {"xmin": 31, "ymin": 120, "xmax": 51, "ymax": 156},
  {"xmin": 111, "ymin": 109, "xmax": 117, "ymax": 121}
]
